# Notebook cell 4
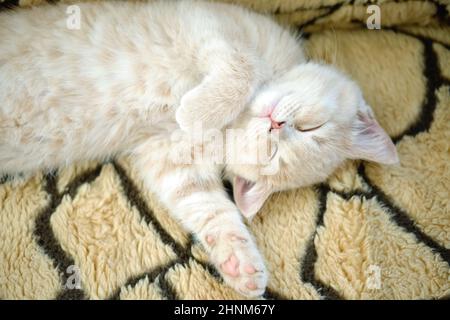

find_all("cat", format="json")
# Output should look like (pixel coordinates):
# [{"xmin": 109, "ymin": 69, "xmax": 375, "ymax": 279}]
[{"xmin": 0, "ymin": 0, "xmax": 398, "ymax": 297}]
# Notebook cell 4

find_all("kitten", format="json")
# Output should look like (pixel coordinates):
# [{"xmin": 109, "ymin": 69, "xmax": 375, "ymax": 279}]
[{"xmin": 0, "ymin": 0, "xmax": 398, "ymax": 297}]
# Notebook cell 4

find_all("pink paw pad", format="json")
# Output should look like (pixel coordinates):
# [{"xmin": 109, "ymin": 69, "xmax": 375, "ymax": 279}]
[
  {"xmin": 230, "ymin": 235, "xmax": 247, "ymax": 243},
  {"xmin": 246, "ymin": 281, "xmax": 257, "ymax": 290},
  {"xmin": 244, "ymin": 265, "xmax": 256, "ymax": 274},
  {"xmin": 206, "ymin": 235, "xmax": 215, "ymax": 245},
  {"xmin": 221, "ymin": 254, "xmax": 240, "ymax": 277}
]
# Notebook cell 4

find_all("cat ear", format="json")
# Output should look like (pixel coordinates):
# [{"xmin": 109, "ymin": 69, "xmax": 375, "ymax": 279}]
[
  {"xmin": 348, "ymin": 109, "xmax": 399, "ymax": 165},
  {"xmin": 233, "ymin": 176, "xmax": 272, "ymax": 220}
]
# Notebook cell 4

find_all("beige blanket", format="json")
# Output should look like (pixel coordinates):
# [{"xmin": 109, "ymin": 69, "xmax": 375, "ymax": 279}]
[{"xmin": 0, "ymin": 0, "xmax": 449, "ymax": 299}]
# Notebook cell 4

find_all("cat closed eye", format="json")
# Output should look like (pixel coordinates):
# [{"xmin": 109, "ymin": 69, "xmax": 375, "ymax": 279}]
[{"xmin": 294, "ymin": 122, "xmax": 325, "ymax": 132}]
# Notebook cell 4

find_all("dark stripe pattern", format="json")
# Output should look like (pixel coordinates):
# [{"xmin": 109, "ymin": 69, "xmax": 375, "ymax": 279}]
[{"xmin": 0, "ymin": 0, "xmax": 448, "ymax": 300}]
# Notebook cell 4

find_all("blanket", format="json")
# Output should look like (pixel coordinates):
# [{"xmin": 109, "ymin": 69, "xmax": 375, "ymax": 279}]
[{"xmin": 0, "ymin": 0, "xmax": 449, "ymax": 299}]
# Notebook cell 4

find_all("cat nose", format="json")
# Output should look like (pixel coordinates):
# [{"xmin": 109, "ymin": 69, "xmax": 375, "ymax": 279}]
[{"xmin": 270, "ymin": 119, "xmax": 285, "ymax": 130}]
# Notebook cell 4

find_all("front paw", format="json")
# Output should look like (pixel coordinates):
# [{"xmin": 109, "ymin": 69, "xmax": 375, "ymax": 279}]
[
  {"xmin": 176, "ymin": 87, "xmax": 229, "ymax": 134},
  {"xmin": 206, "ymin": 232, "xmax": 268, "ymax": 297},
  {"xmin": 175, "ymin": 90, "xmax": 198, "ymax": 133}
]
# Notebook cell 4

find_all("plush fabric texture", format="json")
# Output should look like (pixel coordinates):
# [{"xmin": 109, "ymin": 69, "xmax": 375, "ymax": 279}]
[{"xmin": 0, "ymin": 0, "xmax": 449, "ymax": 300}]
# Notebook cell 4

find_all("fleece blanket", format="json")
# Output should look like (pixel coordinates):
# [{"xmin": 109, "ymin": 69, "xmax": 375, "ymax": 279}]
[{"xmin": 0, "ymin": 0, "xmax": 449, "ymax": 299}]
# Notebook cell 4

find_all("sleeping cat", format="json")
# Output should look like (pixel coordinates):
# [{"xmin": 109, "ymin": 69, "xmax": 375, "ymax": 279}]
[{"xmin": 0, "ymin": 0, "xmax": 398, "ymax": 297}]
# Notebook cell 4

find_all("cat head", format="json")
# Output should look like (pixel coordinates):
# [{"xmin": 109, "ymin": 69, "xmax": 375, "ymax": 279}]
[{"xmin": 227, "ymin": 62, "xmax": 398, "ymax": 219}]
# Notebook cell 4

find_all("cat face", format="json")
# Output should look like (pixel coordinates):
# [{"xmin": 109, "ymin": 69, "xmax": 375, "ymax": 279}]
[{"xmin": 228, "ymin": 62, "xmax": 398, "ymax": 219}]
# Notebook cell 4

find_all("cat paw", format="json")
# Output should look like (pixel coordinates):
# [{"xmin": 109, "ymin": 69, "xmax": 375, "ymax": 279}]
[
  {"xmin": 207, "ymin": 232, "xmax": 268, "ymax": 297},
  {"xmin": 176, "ymin": 87, "xmax": 208, "ymax": 133},
  {"xmin": 175, "ymin": 93, "xmax": 198, "ymax": 133},
  {"xmin": 176, "ymin": 87, "xmax": 230, "ymax": 134}
]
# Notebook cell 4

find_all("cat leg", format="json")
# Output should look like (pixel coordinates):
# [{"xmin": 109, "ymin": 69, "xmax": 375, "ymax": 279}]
[
  {"xmin": 134, "ymin": 144, "xmax": 268, "ymax": 297},
  {"xmin": 176, "ymin": 46, "xmax": 263, "ymax": 133}
]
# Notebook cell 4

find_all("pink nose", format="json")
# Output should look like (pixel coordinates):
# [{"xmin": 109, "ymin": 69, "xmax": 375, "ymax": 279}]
[{"xmin": 270, "ymin": 119, "xmax": 285, "ymax": 130}]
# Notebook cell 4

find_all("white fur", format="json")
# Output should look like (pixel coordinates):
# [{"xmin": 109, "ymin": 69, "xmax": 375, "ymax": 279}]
[{"xmin": 0, "ymin": 0, "xmax": 397, "ymax": 297}]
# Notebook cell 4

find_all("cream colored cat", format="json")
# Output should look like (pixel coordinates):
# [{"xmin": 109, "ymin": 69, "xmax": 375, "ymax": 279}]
[{"xmin": 0, "ymin": 0, "xmax": 398, "ymax": 297}]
